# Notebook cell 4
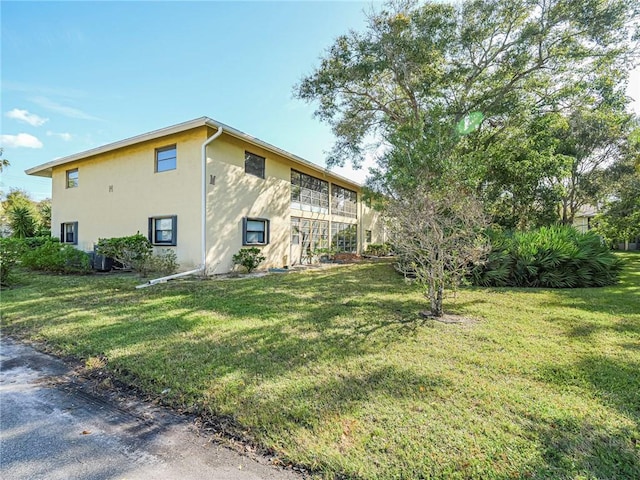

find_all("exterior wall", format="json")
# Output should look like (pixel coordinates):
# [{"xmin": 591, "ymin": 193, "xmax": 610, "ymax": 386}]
[
  {"xmin": 49, "ymin": 124, "xmax": 384, "ymax": 275},
  {"xmin": 572, "ymin": 204, "xmax": 598, "ymax": 234},
  {"xmin": 361, "ymin": 201, "xmax": 387, "ymax": 247},
  {"xmin": 51, "ymin": 127, "xmax": 208, "ymax": 269},
  {"xmin": 204, "ymin": 132, "xmax": 291, "ymax": 274},
  {"xmin": 573, "ymin": 215, "xmax": 592, "ymax": 234},
  {"xmin": 204, "ymin": 127, "xmax": 384, "ymax": 273}
]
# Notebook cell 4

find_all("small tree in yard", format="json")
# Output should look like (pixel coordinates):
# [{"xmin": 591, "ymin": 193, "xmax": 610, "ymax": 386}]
[
  {"xmin": 232, "ymin": 247, "xmax": 265, "ymax": 273},
  {"xmin": 388, "ymin": 183, "xmax": 489, "ymax": 317}
]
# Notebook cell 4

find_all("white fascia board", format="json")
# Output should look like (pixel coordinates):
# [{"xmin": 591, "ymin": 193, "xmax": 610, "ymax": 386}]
[
  {"xmin": 25, "ymin": 117, "xmax": 210, "ymax": 178},
  {"xmin": 25, "ymin": 116, "xmax": 364, "ymax": 189},
  {"xmin": 203, "ymin": 118, "xmax": 363, "ymax": 189}
]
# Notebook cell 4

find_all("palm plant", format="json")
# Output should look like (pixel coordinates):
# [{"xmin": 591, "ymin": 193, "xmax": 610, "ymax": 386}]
[
  {"xmin": 9, "ymin": 205, "xmax": 37, "ymax": 238},
  {"xmin": 471, "ymin": 225, "xmax": 622, "ymax": 288}
]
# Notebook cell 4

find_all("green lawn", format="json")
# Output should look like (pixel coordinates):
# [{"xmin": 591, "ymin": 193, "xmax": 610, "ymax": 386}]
[{"xmin": 2, "ymin": 254, "xmax": 639, "ymax": 479}]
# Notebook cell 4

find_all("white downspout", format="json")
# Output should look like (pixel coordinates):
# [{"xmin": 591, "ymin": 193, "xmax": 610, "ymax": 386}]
[
  {"xmin": 137, "ymin": 125, "xmax": 224, "ymax": 288},
  {"xmin": 200, "ymin": 125, "xmax": 224, "ymax": 271}
]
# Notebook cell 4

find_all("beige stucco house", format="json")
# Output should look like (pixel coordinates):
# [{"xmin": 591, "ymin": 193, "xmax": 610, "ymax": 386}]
[
  {"xmin": 26, "ymin": 117, "xmax": 385, "ymax": 275},
  {"xmin": 572, "ymin": 204, "xmax": 598, "ymax": 234}
]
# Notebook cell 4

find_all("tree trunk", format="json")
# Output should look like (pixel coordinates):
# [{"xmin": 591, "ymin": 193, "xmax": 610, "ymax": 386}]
[{"xmin": 430, "ymin": 282, "xmax": 444, "ymax": 317}]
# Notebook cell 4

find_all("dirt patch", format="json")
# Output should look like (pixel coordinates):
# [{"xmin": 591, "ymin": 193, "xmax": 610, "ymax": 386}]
[{"xmin": 418, "ymin": 311, "xmax": 477, "ymax": 325}]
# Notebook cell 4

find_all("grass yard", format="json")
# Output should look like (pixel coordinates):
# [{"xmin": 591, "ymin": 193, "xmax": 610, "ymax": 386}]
[{"xmin": 2, "ymin": 254, "xmax": 639, "ymax": 479}]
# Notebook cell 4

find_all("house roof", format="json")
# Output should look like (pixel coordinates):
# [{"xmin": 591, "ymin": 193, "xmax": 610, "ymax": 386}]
[{"xmin": 25, "ymin": 116, "xmax": 363, "ymax": 188}]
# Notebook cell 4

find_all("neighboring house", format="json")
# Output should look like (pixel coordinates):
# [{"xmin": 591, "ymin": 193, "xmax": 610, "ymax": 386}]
[
  {"xmin": 573, "ymin": 203, "xmax": 638, "ymax": 250},
  {"xmin": 572, "ymin": 204, "xmax": 598, "ymax": 234},
  {"xmin": 26, "ymin": 117, "xmax": 385, "ymax": 274}
]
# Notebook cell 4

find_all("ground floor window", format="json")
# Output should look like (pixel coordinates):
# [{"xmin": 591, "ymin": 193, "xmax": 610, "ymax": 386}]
[
  {"xmin": 60, "ymin": 222, "xmax": 78, "ymax": 245},
  {"xmin": 331, "ymin": 222, "xmax": 358, "ymax": 253},
  {"xmin": 365, "ymin": 230, "xmax": 372, "ymax": 243},
  {"xmin": 243, "ymin": 217, "xmax": 269, "ymax": 246},
  {"xmin": 291, "ymin": 217, "xmax": 329, "ymax": 252},
  {"xmin": 149, "ymin": 216, "xmax": 177, "ymax": 245}
]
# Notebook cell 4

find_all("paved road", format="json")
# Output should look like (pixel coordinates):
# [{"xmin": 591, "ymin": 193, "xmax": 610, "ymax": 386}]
[{"xmin": 0, "ymin": 337, "xmax": 302, "ymax": 480}]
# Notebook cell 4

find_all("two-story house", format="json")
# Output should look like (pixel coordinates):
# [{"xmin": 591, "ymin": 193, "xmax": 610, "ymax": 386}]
[{"xmin": 26, "ymin": 117, "xmax": 385, "ymax": 275}]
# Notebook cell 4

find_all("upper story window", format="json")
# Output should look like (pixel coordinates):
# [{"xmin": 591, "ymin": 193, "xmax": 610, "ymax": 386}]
[
  {"xmin": 245, "ymin": 151, "xmax": 265, "ymax": 179},
  {"xmin": 332, "ymin": 185, "xmax": 357, "ymax": 218},
  {"xmin": 149, "ymin": 215, "xmax": 177, "ymax": 245},
  {"xmin": 156, "ymin": 145, "xmax": 177, "ymax": 172},
  {"xmin": 243, "ymin": 217, "xmax": 269, "ymax": 246},
  {"xmin": 66, "ymin": 169, "xmax": 78, "ymax": 188},
  {"xmin": 291, "ymin": 170, "xmax": 329, "ymax": 214}
]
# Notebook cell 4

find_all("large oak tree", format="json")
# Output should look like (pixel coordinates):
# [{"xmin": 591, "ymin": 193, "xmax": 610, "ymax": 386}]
[{"xmin": 296, "ymin": 0, "xmax": 638, "ymax": 315}]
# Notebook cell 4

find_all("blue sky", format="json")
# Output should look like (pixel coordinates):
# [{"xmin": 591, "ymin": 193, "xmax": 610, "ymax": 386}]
[
  {"xmin": 1, "ymin": 0, "xmax": 379, "ymax": 200},
  {"xmin": 1, "ymin": 1, "xmax": 639, "ymax": 202}
]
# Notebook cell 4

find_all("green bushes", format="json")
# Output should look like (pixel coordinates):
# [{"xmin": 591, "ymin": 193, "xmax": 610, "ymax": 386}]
[
  {"xmin": 144, "ymin": 249, "xmax": 179, "ymax": 276},
  {"xmin": 2, "ymin": 236, "xmax": 90, "ymax": 284},
  {"xmin": 21, "ymin": 238, "xmax": 91, "ymax": 274},
  {"xmin": 96, "ymin": 234, "xmax": 152, "ymax": 270},
  {"xmin": 471, "ymin": 225, "xmax": 622, "ymax": 288},
  {"xmin": 1, "ymin": 232, "xmax": 179, "ymax": 281},
  {"xmin": 23, "ymin": 235, "xmax": 54, "ymax": 250},
  {"xmin": 233, "ymin": 247, "xmax": 265, "ymax": 273},
  {"xmin": 364, "ymin": 243, "xmax": 393, "ymax": 256},
  {"xmin": 96, "ymin": 233, "xmax": 178, "ymax": 276},
  {"xmin": 0, "ymin": 237, "xmax": 25, "ymax": 286}
]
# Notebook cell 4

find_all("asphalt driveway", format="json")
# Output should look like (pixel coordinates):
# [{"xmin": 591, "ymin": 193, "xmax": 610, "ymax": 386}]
[{"xmin": 0, "ymin": 336, "xmax": 302, "ymax": 480}]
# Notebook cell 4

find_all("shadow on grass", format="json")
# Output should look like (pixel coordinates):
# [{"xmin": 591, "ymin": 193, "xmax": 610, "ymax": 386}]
[
  {"xmin": 539, "ymin": 253, "xmax": 640, "ymax": 319},
  {"xmin": 538, "ymin": 355, "xmax": 639, "ymax": 419},
  {"xmin": 3, "ymin": 262, "xmax": 429, "ymax": 387},
  {"xmin": 530, "ymin": 353, "xmax": 640, "ymax": 477},
  {"xmin": 4, "ymin": 262, "xmax": 640, "ymax": 478},
  {"xmin": 562, "ymin": 317, "xmax": 640, "ymax": 339},
  {"xmin": 221, "ymin": 364, "xmax": 451, "ymax": 430},
  {"xmin": 519, "ymin": 414, "xmax": 640, "ymax": 479}
]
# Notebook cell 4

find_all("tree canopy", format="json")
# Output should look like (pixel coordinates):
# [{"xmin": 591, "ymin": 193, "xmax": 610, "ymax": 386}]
[
  {"xmin": 296, "ymin": 0, "xmax": 639, "ymax": 201},
  {"xmin": 296, "ymin": 0, "xmax": 639, "ymax": 314}
]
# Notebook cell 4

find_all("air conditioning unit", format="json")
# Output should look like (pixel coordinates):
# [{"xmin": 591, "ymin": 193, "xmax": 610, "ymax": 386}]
[{"xmin": 91, "ymin": 248, "xmax": 113, "ymax": 272}]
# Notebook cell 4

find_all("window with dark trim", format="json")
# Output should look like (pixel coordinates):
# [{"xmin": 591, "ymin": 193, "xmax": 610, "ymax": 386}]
[
  {"xmin": 60, "ymin": 222, "xmax": 78, "ymax": 245},
  {"xmin": 331, "ymin": 222, "xmax": 357, "ymax": 253},
  {"xmin": 291, "ymin": 217, "xmax": 328, "ymax": 251},
  {"xmin": 243, "ymin": 217, "xmax": 269, "ymax": 246},
  {"xmin": 365, "ymin": 230, "xmax": 372, "ymax": 243},
  {"xmin": 291, "ymin": 170, "xmax": 329, "ymax": 213},
  {"xmin": 331, "ymin": 184, "xmax": 357, "ymax": 218},
  {"xmin": 66, "ymin": 169, "xmax": 78, "ymax": 188},
  {"xmin": 148, "ymin": 216, "xmax": 177, "ymax": 245},
  {"xmin": 245, "ymin": 151, "xmax": 265, "ymax": 179},
  {"xmin": 291, "ymin": 217, "xmax": 300, "ymax": 245},
  {"xmin": 156, "ymin": 145, "xmax": 177, "ymax": 172}
]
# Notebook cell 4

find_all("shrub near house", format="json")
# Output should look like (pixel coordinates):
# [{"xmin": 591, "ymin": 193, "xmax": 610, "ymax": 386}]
[
  {"xmin": 21, "ymin": 238, "xmax": 91, "ymax": 274},
  {"xmin": 232, "ymin": 247, "xmax": 265, "ymax": 273},
  {"xmin": 96, "ymin": 233, "xmax": 178, "ymax": 277}
]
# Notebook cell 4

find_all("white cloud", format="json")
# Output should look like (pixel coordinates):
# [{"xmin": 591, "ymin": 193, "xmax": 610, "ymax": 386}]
[
  {"xmin": 46, "ymin": 131, "xmax": 73, "ymax": 141},
  {"xmin": 31, "ymin": 96, "xmax": 100, "ymax": 121},
  {"xmin": 5, "ymin": 108, "xmax": 49, "ymax": 126},
  {"xmin": 0, "ymin": 133, "xmax": 43, "ymax": 149}
]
